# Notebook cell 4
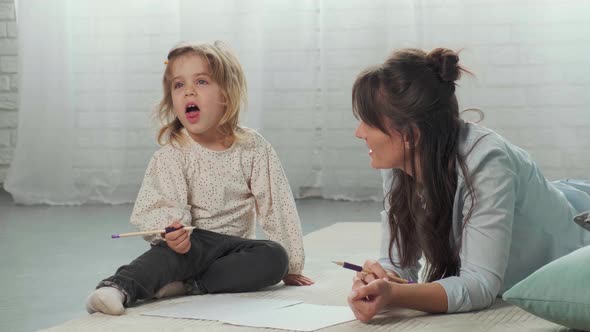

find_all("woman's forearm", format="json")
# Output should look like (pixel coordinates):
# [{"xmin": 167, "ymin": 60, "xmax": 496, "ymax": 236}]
[{"xmin": 390, "ymin": 282, "xmax": 448, "ymax": 313}]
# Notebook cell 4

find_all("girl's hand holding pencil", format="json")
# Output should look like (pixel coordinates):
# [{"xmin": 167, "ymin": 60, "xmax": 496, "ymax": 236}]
[
  {"xmin": 112, "ymin": 221, "xmax": 195, "ymax": 254},
  {"xmin": 164, "ymin": 221, "xmax": 193, "ymax": 254}
]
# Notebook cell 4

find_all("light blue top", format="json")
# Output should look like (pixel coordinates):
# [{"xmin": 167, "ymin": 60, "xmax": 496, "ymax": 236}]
[{"xmin": 379, "ymin": 121, "xmax": 590, "ymax": 313}]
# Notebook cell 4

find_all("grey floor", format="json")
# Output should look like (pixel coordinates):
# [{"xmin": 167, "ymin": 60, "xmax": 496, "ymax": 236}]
[{"xmin": 0, "ymin": 188, "xmax": 382, "ymax": 332}]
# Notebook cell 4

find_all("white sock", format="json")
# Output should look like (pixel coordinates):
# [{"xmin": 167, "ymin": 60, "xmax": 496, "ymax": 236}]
[{"xmin": 85, "ymin": 287, "xmax": 125, "ymax": 316}]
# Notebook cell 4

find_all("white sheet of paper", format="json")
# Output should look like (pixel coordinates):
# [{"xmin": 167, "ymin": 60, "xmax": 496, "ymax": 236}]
[
  {"xmin": 142, "ymin": 294, "xmax": 302, "ymax": 321},
  {"xmin": 224, "ymin": 303, "xmax": 357, "ymax": 332}
]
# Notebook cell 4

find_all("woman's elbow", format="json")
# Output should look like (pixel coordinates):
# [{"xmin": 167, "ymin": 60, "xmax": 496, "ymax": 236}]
[
  {"xmin": 467, "ymin": 276, "xmax": 501, "ymax": 311},
  {"xmin": 450, "ymin": 269, "xmax": 502, "ymax": 312}
]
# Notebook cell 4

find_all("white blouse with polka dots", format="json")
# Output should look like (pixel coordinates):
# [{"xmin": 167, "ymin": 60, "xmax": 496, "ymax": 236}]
[{"xmin": 130, "ymin": 127, "xmax": 305, "ymax": 274}]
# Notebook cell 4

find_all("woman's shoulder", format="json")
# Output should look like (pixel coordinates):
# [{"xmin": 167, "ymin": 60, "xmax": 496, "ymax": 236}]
[
  {"xmin": 460, "ymin": 122, "xmax": 516, "ymax": 157},
  {"xmin": 458, "ymin": 121, "xmax": 533, "ymax": 175}
]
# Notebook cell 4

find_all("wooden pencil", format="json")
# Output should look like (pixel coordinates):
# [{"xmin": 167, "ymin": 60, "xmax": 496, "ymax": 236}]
[{"xmin": 111, "ymin": 226, "xmax": 197, "ymax": 238}]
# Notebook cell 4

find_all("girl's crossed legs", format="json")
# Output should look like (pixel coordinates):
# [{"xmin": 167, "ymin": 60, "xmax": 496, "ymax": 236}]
[{"xmin": 88, "ymin": 229, "xmax": 289, "ymax": 314}]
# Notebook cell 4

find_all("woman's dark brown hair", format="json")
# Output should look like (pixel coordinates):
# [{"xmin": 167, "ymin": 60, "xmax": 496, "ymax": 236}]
[{"xmin": 352, "ymin": 48, "xmax": 479, "ymax": 282}]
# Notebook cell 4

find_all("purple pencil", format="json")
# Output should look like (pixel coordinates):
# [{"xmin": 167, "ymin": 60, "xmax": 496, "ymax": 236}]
[{"xmin": 332, "ymin": 261, "xmax": 413, "ymax": 284}]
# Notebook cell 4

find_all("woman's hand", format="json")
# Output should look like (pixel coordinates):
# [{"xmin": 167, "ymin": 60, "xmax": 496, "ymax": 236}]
[
  {"xmin": 352, "ymin": 259, "xmax": 392, "ymax": 291},
  {"xmin": 359, "ymin": 259, "xmax": 389, "ymax": 283},
  {"xmin": 348, "ymin": 278, "xmax": 396, "ymax": 323},
  {"xmin": 164, "ymin": 221, "xmax": 191, "ymax": 254},
  {"xmin": 348, "ymin": 259, "xmax": 397, "ymax": 322},
  {"xmin": 283, "ymin": 274, "xmax": 315, "ymax": 286}
]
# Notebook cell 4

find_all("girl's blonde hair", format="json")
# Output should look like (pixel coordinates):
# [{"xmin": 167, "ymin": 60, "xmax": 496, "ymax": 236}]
[{"xmin": 156, "ymin": 41, "xmax": 247, "ymax": 146}]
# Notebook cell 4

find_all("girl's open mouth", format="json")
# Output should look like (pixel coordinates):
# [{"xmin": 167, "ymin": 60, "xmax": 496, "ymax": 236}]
[{"xmin": 185, "ymin": 103, "xmax": 200, "ymax": 123}]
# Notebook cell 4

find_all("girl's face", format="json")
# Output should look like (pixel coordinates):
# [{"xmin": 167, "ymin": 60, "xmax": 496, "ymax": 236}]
[
  {"xmin": 354, "ymin": 120, "xmax": 408, "ymax": 170},
  {"xmin": 170, "ymin": 54, "xmax": 226, "ymax": 144}
]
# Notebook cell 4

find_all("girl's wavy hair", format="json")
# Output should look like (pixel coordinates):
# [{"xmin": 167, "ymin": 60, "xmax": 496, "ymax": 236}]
[
  {"xmin": 156, "ymin": 41, "xmax": 247, "ymax": 146},
  {"xmin": 352, "ymin": 48, "xmax": 485, "ymax": 282}
]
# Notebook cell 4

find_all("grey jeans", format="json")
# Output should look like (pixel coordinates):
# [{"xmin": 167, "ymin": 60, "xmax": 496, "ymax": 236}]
[{"xmin": 97, "ymin": 228, "xmax": 289, "ymax": 306}]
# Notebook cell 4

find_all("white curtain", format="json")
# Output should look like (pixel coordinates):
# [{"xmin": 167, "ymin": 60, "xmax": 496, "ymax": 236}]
[{"xmin": 5, "ymin": 0, "xmax": 590, "ymax": 204}]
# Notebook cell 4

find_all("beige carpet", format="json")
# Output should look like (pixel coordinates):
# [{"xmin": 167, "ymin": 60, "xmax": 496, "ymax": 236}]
[{"xmin": 43, "ymin": 223, "xmax": 568, "ymax": 332}]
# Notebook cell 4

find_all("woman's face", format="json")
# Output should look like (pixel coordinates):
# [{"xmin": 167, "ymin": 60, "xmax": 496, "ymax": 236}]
[{"xmin": 354, "ymin": 120, "xmax": 408, "ymax": 170}]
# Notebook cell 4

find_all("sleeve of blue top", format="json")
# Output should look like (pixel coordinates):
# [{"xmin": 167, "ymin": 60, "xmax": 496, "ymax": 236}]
[{"xmin": 434, "ymin": 147, "xmax": 517, "ymax": 313}]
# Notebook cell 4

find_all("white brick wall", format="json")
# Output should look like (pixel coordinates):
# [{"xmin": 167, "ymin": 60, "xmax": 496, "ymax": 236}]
[
  {"xmin": 2, "ymin": 1, "xmax": 589, "ymax": 202},
  {"xmin": 319, "ymin": 0, "xmax": 589, "ymax": 198},
  {"xmin": 66, "ymin": 1, "xmax": 176, "ymax": 198},
  {"xmin": 439, "ymin": 1, "xmax": 590, "ymax": 181},
  {"xmin": 0, "ymin": 0, "xmax": 15, "ymax": 183}
]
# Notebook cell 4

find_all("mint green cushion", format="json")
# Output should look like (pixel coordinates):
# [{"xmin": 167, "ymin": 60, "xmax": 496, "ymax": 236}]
[{"xmin": 503, "ymin": 245, "xmax": 590, "ymax": 331}]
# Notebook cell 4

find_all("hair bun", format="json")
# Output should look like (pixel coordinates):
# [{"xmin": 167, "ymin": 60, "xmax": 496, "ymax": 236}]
[{"xmin": 427, "ymin": 48, "xmax": 460, "ymax": 82}]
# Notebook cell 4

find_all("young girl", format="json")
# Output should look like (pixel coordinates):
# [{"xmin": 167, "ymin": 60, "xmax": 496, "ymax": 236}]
[
  {"xmin": 86, "ymin": 41, "xmax": 313, "ymax": 316},
  {"xmin": 346, "ymin": 48, "xmax": 590, "ymax": 322}
]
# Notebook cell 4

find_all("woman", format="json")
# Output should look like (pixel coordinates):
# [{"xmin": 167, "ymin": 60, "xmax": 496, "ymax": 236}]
[{"xmin": 348, "ymin": 48, "xmax": 590, "ymax": 322}]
